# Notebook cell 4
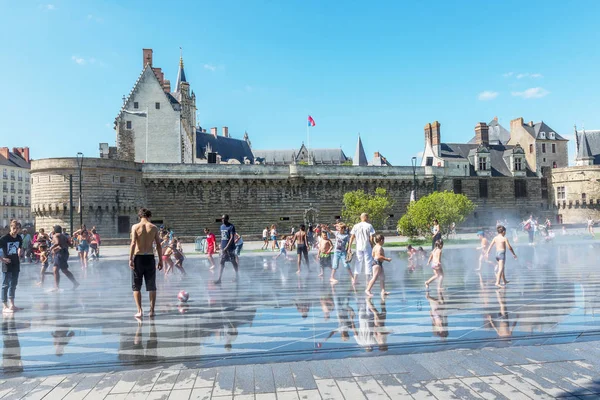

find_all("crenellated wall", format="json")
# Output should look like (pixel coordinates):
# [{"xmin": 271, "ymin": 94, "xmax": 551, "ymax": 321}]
[
  {"xmin": 31, "ymin": 158, "xmax": 553, "ymax": 238},
  {"xmin": 551, "ymin": 166, "xmax": 600, "ymax": 224}
]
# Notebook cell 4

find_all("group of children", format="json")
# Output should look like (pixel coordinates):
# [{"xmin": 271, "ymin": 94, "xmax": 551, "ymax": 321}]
[{"xmin": 159, "ymin": 230, "xmax": 186, "ymax": 275}]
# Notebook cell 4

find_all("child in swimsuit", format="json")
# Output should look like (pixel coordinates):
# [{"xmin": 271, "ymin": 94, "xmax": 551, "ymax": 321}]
[
  {"xmin": 317, "ymin": 231, "xmax": 333, "ymax": 279},
  {"xmin": 366, "ymin": 234, "xmax": 391, "ymax": 298},
  {"xmin": 485, "ymin": 225, "xmax": 517, "ymax": 288},
  {"xmin": 425, "ymin": 240, "xmax": 444, "ymax": 289},
  {"xmin": 170, "ymin": 239, "xmax": 186, "ymax": 275}
]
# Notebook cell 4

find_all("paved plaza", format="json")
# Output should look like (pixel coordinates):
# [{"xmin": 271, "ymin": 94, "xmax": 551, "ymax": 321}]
[{"xmin": 1, "ymin": 241, "xmax": 600, "ymax": 398}]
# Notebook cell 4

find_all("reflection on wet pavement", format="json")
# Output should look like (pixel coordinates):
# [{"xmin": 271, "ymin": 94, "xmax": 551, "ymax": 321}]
[{"xmin": 2, "ymin": 242, "xmax": 600, "ymax": 373}]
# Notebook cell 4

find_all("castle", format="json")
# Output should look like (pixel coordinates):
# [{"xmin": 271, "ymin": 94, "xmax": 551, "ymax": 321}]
[{"xmin": 29, "ymin": 49, "xmax": 600, "ymax": 237}]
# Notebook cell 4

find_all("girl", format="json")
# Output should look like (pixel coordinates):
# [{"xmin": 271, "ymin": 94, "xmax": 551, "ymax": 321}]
[
  {"xmin": 270, "ymin": 225, "xmax": 279, "ymax": 251},
  {"xmin": 425, "ymin": 240, "xmax": 444, "ymax": 290},
  {"xmin": 431, "ymin": 219, "xmax": 442, "ymax": 250},
  {"xmin": 366, "ymin": 234, "xmax": 391, "ymax": 298}
]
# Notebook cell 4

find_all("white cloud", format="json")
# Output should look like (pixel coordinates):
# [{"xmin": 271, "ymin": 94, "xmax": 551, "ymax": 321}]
[
  {"xmin": 478, "ymin": 91, "xmax": 499, "ymax": 101},
  {"xmin": 71, "ymin": 55, "xmax": 96, "ymax": 66},
  {"xmin": 511, "ymin": 87, "xmax": 550, "ymax": 99},
  {"xmin": 516, "ymin": 72, "xmax": 543, "ymax": 79},
  {"xmin": 503, "ymin": 72, "xmax": 514, "ymax": 77},
  {"xmin": 44, "ymin": 4, "xmax": 56, "ymax": 10},
  {"xmin": 203, "ymin": 64, "xmax": 217, "ymax": 72}
]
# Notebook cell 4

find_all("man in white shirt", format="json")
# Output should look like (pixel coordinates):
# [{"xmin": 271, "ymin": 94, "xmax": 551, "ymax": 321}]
[{"xmin": 348, "ymin": 213, "xmax": 376, "ymax": 284}]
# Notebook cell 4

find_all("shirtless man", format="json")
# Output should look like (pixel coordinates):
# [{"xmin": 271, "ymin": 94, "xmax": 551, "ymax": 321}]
[
  {"xmin": 49, "ymin": 225, "xmax": 79, "ymax": 291},
  {"xmin": 485, "ymin": 225, "xmax": 517, "ymax": 288},
  {"xmin": 129, "ymin": 208, "xmax": 163, "ymax": 319},
  {"xmin": 292, "ymin": 224, "xmax": 310, "ymax": 274}
]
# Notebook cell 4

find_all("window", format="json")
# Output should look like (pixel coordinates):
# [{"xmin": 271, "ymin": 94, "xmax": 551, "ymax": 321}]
[
  {"xmin": 549, "ymin": 132, "xmax": 555, "ymax": 139},
  {"xmin": 479, "ymin": 179, "xmax": 488, "ymax": 198},
  {"xmin": 118, "ymin": 216, "xmax": 131, "ymax": 234},
  {"xmin": 514, "ymin": 179, "xmax": 527, "ymax": 198},
  {"xmin": 2, "ymin": 195, "xmax": 6, "ymax": 205},
  {"xmin": 10, "ymin": 171, "xmax": 14, "ymax": 180},
  {"xmin": 478, "ymin": 157, "xmax": 487, "ymax": 171},
  {"xmin": 542, "ymin": 143, "xmax": 546, "ymax": 153},
  {"xmin": 119, "ymin": 176, "xmax": 126, "ymax": 183},
  {"xmin": 540, "ymin": 132, "xmax": 546, "ymax": 139},
  {"xmin": 2, "ymin": 182, "xmax": 6, "ymax": 192},
  {"xmin": 134, "ymin": 102, "xmax": 139, "ymax": 109},
  {"xmin": 18, "ymin": 171, "xmax": 22, "ymax": 181},
  {"xmin": 25, "ymin": 197, "xmax": 29, "ymax": 205},
  {"xmin": 543, "ymin": 158, "xmax": 546, "ymax": 162},
  {"xmin": 541, "ymin": 178, "xmax": 548, "ymax": 199},
  {"xmin": 17, "ymin": 196, "xmax": 22, "ymax": 206},
  {"xmin": 552, "ymin": 143, "xmax": 556, "ymax": 153},
  {"xmin": 515, "ymin": 157, "xmax": 522, "ymax": 171},
  {"xmin": 529, "ymin": 144, "xmax": 534, "ymax": 153},
  {"xmin": 557, "ymin": 187, "xmax": 566, "ymax": 200},
  {"xmin": 2, "ymin": 209, "xmax": 7, "ymax": 218},
  {"xmin": 553, "ymin": 161, "xmax": 557, "ymax": 168},
  {"xmin": 155, "ymin": 102, "xmax": 160, "ymax": 109},
  {"xmin": 126, "ymin": 121, "xmax": 132, "ymax": 129},
  {"xmin": 425, "ymin": 157, "xmax": 433, "ymax": 166},
  {"xmin": 453, "ymin": 179, "xmax": 462, "ymax": 194},
  {"xmin": 2, "ymin": 169, "xmax": 6, "ymax": 179}
]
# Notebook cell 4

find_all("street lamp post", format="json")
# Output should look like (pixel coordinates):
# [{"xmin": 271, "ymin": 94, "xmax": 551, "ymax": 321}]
[
  {"xmin": 69, "ymin": 174, "xmax": 73, "ymax": 235},
  {"xmin": 76, "ymin": 153, "xmax": 84, "ymax": 228},
  {"xmin": 411, "ymin": 156, "xmax": 417, "ymax": 201}
]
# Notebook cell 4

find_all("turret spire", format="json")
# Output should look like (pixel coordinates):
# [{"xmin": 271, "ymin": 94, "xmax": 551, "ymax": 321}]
[{"xmin": 175, "ymin": 46, "xmax": 187, "ymax": 92}]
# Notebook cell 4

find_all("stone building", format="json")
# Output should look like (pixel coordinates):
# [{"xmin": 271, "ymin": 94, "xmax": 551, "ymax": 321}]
[
  {"xmin": 253, "ymin": 144, "xmax": 349, "ymax": 165},
  {"xmin": 550, "ymin": 128, "xmax": 600, "ymax": 224},
  {"xmin": 102, "ymin": 49, "xmax": 196, "ymax": 164},
  {"xmin": 195, "ymin": 127, "xmax": 254, "ymax": 164},
  {"xmin": 0, "ymin": 147, "xmax": 32, "ymax": 228}
]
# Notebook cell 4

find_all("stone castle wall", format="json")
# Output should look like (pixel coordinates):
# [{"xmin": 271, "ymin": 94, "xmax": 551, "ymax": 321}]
[
  {"xmin": 31, "ymin": 158, "xmax": 144, "ymax": 236},
  {"xmin": 31, "ymin": 159, "xmax": 553, "ymax": 238},
  {"xmin": 551, "ymin": 165, "xmax": 600, "ymax": 224}
]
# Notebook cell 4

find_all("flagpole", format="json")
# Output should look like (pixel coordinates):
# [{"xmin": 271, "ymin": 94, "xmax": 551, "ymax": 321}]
[{"xmin": 307, "ymin": 118, "xmax": 310, "ymax": 164}]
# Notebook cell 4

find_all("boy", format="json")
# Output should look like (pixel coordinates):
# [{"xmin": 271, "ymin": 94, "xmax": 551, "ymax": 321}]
[
  {"xmin": 292, "ymin": 224, "xmax": 310, "ymax": 273},
  {"xmin": 0, "ymin": 220, "xmax": 23, "ymax": 313},
  {"xmin": 476, "ymin": 231, "xmax": 490, "ymax": 271},
  {"xmin": 425, "ymin": 240, "xmax": 444, "ymax": 290},
  {"xmin": 331, "ymin": 223, "xmax": 354, "ymax": 284},
  {"xmin": 366, "ymin": 234, "xmax": 391, "ymax": 298},
  {"xmin": 170, "ymin": 239, "xmax": 186, "ymax": 275},
  {"xmin": 317, "ymin": 231, "xmax": 333, "ymax": 278},
  {"xmin": 274, "ymin": 235, "xmax": 291, "ymax": 261},
  {"xmin": 485, "ymin": 225, "xmax": 517, "ymax": 288}
]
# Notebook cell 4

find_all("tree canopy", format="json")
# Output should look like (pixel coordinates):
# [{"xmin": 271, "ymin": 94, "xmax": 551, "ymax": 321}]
[
  {"xmin": 397, "ymin": 191, "xmax": 475, "ymax": 238},
  {"xmin": 342, "ymin": 188, "xmax": 394, "ymax": 230}
]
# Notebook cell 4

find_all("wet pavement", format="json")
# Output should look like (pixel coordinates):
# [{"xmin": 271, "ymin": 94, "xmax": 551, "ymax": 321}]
[{"xmin": 2, "ymin": 241, "xmax": 600, "ymax": 376}]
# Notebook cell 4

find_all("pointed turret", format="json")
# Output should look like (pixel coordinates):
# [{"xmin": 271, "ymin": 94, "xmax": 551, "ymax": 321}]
[
  {"xmin": 353, "ymin": 134, "xmax": 368, "ymax": 166},
  {"xmin": 576, "ymin": 129, "xmax": 595, "ymax": 166},
  {"xmin": 175, "ymin": 50, "xmax": 187, "ymax": 92}
]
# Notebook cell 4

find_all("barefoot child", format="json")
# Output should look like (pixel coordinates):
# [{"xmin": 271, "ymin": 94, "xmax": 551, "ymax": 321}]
[
  {"xmin": 366, "ymin": 234, "xmax": 391, "ymax": 297},
  {"xmin": 204, "ymin": 228, "xmax": 216, "ymax": 270},
  {"xmin": 317, "ymin": 231, "xmax": 333, "ymax": 278},
  {"xmin": 170, "ymin": 239, "xmax": 186, "ymax": 275},
  {"xmin": 331, "ymin": 223, "xmax": 354, "ymax": 284},
  {"xmin": 476, "ymin": 231, "xmax": 490, "ymax": 271},
  {"xmin": 425, "ymin": 240, "xmax": 444, "ymax": 289},
  {"xmin": 274, "ymin": 235, "xmax": 292, "ymax": 261},
  {"xmin": 485, "ymin": 225, "xmax": 517, "ymax": 288}
]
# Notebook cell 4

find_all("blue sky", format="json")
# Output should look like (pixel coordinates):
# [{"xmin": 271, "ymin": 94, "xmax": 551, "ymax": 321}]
[{"xmin": 1, "ymin": 0, "xmax": 599, "ymax": 165}]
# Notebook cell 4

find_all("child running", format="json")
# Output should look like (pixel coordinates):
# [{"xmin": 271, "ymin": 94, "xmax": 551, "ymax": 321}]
[
  {"xmin": 485, "ymin": 225, "xmax": 517, "ymax": 288},
  {"xmin": 317, "ymin": 231, "xmax": 333, "ymax": 278},
  {"xmin": 331, "ymin": 223, "xmax": 354, "ymax": 284},
  {"xmin": 204, "ymin": 228, "xmax": 216, "ymax": 270},
  {"xmin": 425, "ymin": 240, "xmax": 444, "ymax": 290},
  {"xmin": 366, "ymin": 234, "xmax": 391, "ymax": 298},
  {"xmin": 476, "ymin": 231, "xmax": 490, "ymax": 271}
]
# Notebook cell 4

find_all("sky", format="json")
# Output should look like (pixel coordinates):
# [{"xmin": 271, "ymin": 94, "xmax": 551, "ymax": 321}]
[{"xmin": 1, "ymin": 0, "xmax": 599, "ymax": 166}]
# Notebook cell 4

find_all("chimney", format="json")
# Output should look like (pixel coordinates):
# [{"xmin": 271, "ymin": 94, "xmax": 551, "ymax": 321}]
[
  {"xmin": 222, "ymin": 126, "xmax": 229, "ymax": 138},
  {"xmin": 142, "ymin": 48, "xmax": 153, "ymax": 68},
  {"xmin": 474, "ymin": 123, "xmax": 489, "ymax": 146},
  {"xmin": 529, "ymin": 121, "xmax": 534, "ymax": 127},
  {"xmin": 494, "ymin": 116, "xmax": 498, "ymax": 122},
  {"xmin": 431, "ymin": 121, "xmax": 441, "ymax": 146},
  {"xmin": 510, "ymin": 117, "xmax": 524, "ymax": 132},
  {"xmin": 0, "ymin": 147, "xmax": 9, "ymax": 160},
  {"xmin": 163, "ymin": 79, "xmax": 171, "ymax": 93},
  {"xmin": 374, "ymin": 151, "xmax": 380, "ymax": 158},
  {"xmin": 210, "ymin": 127, "xmax": 218, "ymax": 138},
  {"xmin": 424, "ymin": 123, "xmax": 432, "ymax": 145},
  {"xmin": 152, "ymin": 68, "xmax": 164, "ymax": 86}
]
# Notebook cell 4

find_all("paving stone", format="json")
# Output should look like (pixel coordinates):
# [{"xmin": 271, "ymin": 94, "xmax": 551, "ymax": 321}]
[
  {"xmin": 168, "ymin": 389, "xmax": 192, "ymax": 399},
  {"xmin": 289, "ymin": 362, "xmax": 318, "ymax": 391},
  {"xmin": 132, "ymin": 371, "xmax": 162, "ymax": 393},
  {"xmin": 497, "ymin": 374, "xmax": 555, "ymax": 399},
  {"xmin": 189, "ymin": 387, "xmax": 213, "ymax": 400},
  {"xmin": 194, "ymin": 369, "xmax": 217, "ymax": 388},
  {"xmin": 153, "ymin": 371, "xmax": 180, "ymax": 392},
  {"xmin": 271, "ymin": 363, "xmax": 296, "ymax": 392},
  {"xmin": 478, "ymin": 376, "xmax": 530, "ymax": 400},
  {"xmin": 373, "ymin": 375, "xmax": 412, "ymax": 399},
  {"xmin": 460, "ymin": 377, "xmax": 509, "ymax": 400},
  {"xmin": 174, "ymin": 370, "xmax": 198, "ymax": 390},
  {"xmin": 253, "ymin": 364, "xmax": 275, "ymax": 393},
  {"xmin": 441, "ymin": 378, "xmax": 485, "ymax": 400},
  {"xmin": 234, "ymin": 365, "xmax": 254, "ymax": 395},
  {"xmin": 213, "ymin": 367, "xmax": 236, "ymax": 397},
  {"xmin": 297, "ymin": 389, "xmax": 321, "ymax": 400},
  {"xmin": 314, "ymin": 379, "xmax": 344, "ymax": 400},
  {"xmin": 353, "ymin": 376, "xmax": 390, "ymax": 399},
  {"xmin": 276, "ymin": 391, "xmax": 300, "ymax": 400},
  {"xmin": 334, "ymin": 378, "xmax": 366, "ymax": 400}
]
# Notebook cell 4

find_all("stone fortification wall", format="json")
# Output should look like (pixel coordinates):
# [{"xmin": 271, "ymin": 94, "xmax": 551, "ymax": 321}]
[
  {"xmin": 551, "ymin": 166, "xmax": 600, "ymax": 224},
  {"xmin": 31, "ymin": 158, "xmax": 143, "ymax": 236},
  {"xmin": 31, "ymin": 159, "xmax": 552, "ymax": 238}
]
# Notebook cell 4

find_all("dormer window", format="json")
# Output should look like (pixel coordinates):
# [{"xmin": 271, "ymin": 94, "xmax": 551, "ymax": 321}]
[
  {"xmin": 515, "ymin": 158, "xmax": 522, "ymax": 171},
  {"xmin": 549, "ymin": 132, "xmax": 555, "ymax": 139},
  {"xmin": 540, "ymin": 131, "xmax": 546, "ymax": 139},
  {"xmin": 478, "ymin": 157, "xmax": 487, "ymax": 171}
]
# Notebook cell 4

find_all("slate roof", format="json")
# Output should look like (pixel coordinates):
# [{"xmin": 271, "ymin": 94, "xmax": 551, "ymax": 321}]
[
  {"xmin": 468, "ymin": 119, "xmax": 511, "ymax": 145},
  {"xmin": 253, "ymin": 147, "xmax": 348, "ymax": 165},
  {"xmin": 523, "ymin": 121, "xmax": 567, "ymax": 140},
  {"xmin": 175, "ymin": 57, "xmax": 187, "ymax": 92},
  {"xmin": 353, "ymin": 135, "xmax": 368, "ymax": 166},
  {"xmin": 575, "ymin": 130, "xmax": 600, "ymax": 164},
  {"xmin": 196, "ymin": 132, "xmax": 254, "ymax": 164},
  {"xmin": 439, "ymin": 143, "xmax": 535, "ymax": 177},
  {"xmin": 371, "ymin": 153, "xmax": 392, "ymax": 166},
  {"xmin": 0, "ymin": 152, "xmax": 30, "ymax": 169}
]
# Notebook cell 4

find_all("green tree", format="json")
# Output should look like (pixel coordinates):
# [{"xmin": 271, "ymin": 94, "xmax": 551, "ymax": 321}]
[
  {"xmin": 397, "ymin": 191, "xmax": 475, "ymax": 238},
  {"xmin": 342, "ymin": 188, "xmax": 394, "ymax": 230}
]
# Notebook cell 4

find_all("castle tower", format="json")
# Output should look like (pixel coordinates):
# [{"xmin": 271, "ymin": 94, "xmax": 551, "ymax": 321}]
[
  {"xmin": 353, "ymin": 134, "xmax": 368, "ymax": 166},
  {"xmin": 175, "ymin": 51, "xmax": 187, "ymax": 93}
]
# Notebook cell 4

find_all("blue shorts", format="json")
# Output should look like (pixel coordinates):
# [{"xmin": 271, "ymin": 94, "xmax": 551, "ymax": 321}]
[
  {"xmin": 78, "ymin": 240, "xmax": 89, "ymax": 252},
  {"xmin": 332, "ymin": 251, "xmax": 351, "ymax": 270},
  {"xmin": 270, "ymin": 235, "xmax": 277, "ymax": 241},
  {"xmin": 235, "ymin": 243, "xmax": 243, "ymax": 256}
]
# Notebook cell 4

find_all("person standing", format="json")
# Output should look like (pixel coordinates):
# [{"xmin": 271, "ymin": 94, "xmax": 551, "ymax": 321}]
[
  {"xmin": 270, "ymin": 225, "xmax": 279, "ymax": 251},
  {"xmin": 431, "ymin": 219, "xmax": 442, "ymax": 250},
  {"xmin": 292, "ymin": 224, "xmax": 310, "ymax": 273},
  {"xmin": 348, "ymin": 213, "xmax": 376, "ymax": 285},
  {"xmin": 261, "ymin": 226, "xmax": 269, "ymax": 250},
  {"xmin": 49, "ymin": 225, "xmax": 79, "ymax": 291},
  {"xmin": 204, "ymin": 228, "xmax": 216, "ymax": 270},
  {"xmin": 21, "ymin": 229, "xmax": 32, "ymax": 263},
  {"xmin": 0, "ymin": 220, "xmax": 23, "ymax": 313},
  {"xmin": 524, "ymin": 215, "xmax": 535, "ymax": 245},
  {"xmin": 215, "ymin": 215, "xmax": 239, "ymax": 284},
  {"xmin": 587, "ymin": 216, "xmax": 595, "ymax": 238},
  {"xmin": 129, "ymin": 208, "xmax": 163, "ymax": 319}
]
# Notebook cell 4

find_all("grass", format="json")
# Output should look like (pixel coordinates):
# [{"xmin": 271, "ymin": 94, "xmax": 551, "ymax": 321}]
[{"xmin": 384, "ymin": 238, "xmax": 480, "ymax": 248}]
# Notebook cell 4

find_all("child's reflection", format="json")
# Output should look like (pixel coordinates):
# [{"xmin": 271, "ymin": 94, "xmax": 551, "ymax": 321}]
[{"xmin": 427, "ymin": 289, "xmax": 448, "ymax": 338}]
